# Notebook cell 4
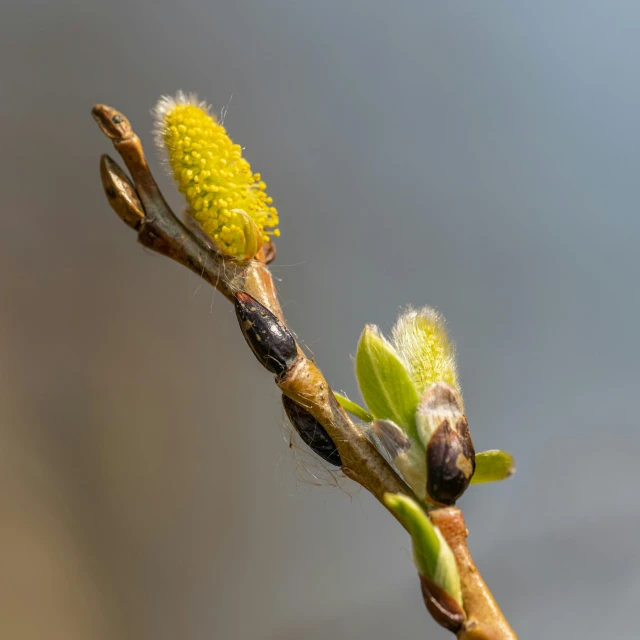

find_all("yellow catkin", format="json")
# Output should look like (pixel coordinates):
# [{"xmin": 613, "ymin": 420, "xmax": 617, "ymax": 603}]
[
  {"xmin": 391, "ymin": 307, "xmax": 459, "ymax": 394},
  {"xmin": 154, "ymin": 93, "xmax": 279, "ymax": 257}
]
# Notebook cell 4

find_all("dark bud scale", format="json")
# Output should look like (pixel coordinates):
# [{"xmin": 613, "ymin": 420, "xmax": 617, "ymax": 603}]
[
  {"xmin": 426, "ymin": 415, "xmax": 475, "ymax": 506},
  {"xmin": 282, "ymin": 394, "xmax": 342, "ymax": 467},
  {"xmin": 234, "ymin": 291, "xmax": 298, "ymax": 375},
  {"xmin": 419, "ymin": 574, "xmax": 466, "ymax": 633}
]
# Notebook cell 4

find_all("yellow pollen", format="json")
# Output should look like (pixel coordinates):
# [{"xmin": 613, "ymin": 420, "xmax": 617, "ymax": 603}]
[{"xmin": 160, "ymin": 100, "xmax": 279, "ymax": 257}]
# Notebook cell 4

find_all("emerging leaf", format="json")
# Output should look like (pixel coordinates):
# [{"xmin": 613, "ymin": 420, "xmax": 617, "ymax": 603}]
[
  {"xmin": 355, "ymin": 326, "xmax": 420, "ymax": 438},
  {"xmin": 334, "ymin": 392, "xmax": 374, "ymax": 423},
  {"xmin": 431, "ymin": 526, "xmax": 464, "ymax": 610},
  {"xmin": 383, "ymin": 493, "xmax": 462, "ymax": 606},
  {"xmin": 471, "ymin": 450, "xmax": 515, "ymax": 484}
]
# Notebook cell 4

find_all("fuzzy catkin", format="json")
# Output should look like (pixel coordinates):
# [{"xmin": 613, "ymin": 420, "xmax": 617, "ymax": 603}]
[
  {"xmin": 154, "ymin": 92, "xmax": 279, "ymax": 257},
  {"xmin": 392, "ymin": 307, "xmax": 460, "ymax": 395}
]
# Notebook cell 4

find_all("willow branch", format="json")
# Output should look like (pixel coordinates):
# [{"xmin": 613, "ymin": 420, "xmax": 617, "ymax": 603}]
[
  {"xmin": 92, "ymin": 104, "xmax": 412, "ymax": 508},
  {"xmin": 92, "ymin": 104, "xmax": 516, "ymax": 639}
]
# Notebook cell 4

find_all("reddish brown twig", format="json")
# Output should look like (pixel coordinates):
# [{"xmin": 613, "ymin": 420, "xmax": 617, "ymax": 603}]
[{"xmin": 431, "ymin": 507, "xmax": 517, "ymax": 640}]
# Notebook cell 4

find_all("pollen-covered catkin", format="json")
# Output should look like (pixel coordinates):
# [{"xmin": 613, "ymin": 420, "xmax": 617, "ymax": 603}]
[{"xmin": 154, "ymin": 92, "xmax": 279, "ymax": 258}]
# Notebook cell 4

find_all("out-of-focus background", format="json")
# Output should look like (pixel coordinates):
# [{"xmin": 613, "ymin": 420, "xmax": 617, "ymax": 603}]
[{"xmin": 2, "ymin": 2, "xmax": 639, "ymax": 638}]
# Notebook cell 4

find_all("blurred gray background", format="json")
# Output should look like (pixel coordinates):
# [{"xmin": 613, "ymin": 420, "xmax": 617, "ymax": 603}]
[{"xmin": 2, "ymin": 1, "xmax": 639, "ymax": 638}]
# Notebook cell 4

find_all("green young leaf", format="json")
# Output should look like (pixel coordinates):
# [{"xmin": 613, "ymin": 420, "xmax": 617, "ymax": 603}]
[
  {"xmin": 383, "ymin": 493, "xmax": 439, "ymax": 576},
  {"xmin": 383, "ymin": 493, "xmax": 462, "ymax": 605},
  {"xmin": 355, "ymin": 325, "xmax": 420, "ymax": 439},
  {"xmin": 471, "ymin": 450, "xmax": 515, "ymax": 484},
  {"xmin": 432, "ymin": 527, "xmax": 463, "ymax": 606},
  {"xmin": 334, "ymin": 392, "xmax": 374, "ymax": 423}
]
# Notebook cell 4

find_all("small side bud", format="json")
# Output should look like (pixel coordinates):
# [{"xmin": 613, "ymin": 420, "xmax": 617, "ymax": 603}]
[
  {"xmin": 100, "ymin": 155, "xmax": 145, "ymax": 230},
  {"xmin": 282, "ymin": 395, "xmax": 342, "ymax": 466},
  {"xmin": 417, "ymin": 382, "xmax": 475, "ymax": 505},
  {"xmin": 234, "ymin": 292, "xmax": 297, "ymax": 375},
  {"xmin": 91, "ymin": 105, "xmax": 134, "ymax": 141}
]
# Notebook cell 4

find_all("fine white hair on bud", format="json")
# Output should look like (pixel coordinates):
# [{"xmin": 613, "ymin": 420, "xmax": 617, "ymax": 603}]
[
  {"xmin": 391, "ymin": 306, "xmax": 460, "ymax": 400},
  {"xmin": 416, "ymin": 381, "xmax": 464, "ymax": 447},
  {"xmin": 152, "ymin": 90, "xmax": 210, "ymax": 151},
  {"xmin": 150, "ymin": 90, "xmax": 279, "ymax": 258}
]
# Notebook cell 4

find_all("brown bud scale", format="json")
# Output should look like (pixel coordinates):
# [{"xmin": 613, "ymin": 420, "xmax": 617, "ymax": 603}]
[
  {"xmin": 419, "ymin": 574, "xmax": 466, "ymax": 633},
  {"xmin": 426, "ymin": 416, "xmax": 475, "ymax": 506},
  {"xmin": 234, "ymin": 291, "xmax": 297, "ymax": 375},
  {"xmin": 282, "ymin": 395, "xmax": 342, "ymax": 467}
]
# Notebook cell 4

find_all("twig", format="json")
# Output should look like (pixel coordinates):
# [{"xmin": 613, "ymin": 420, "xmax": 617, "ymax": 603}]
[
  {"xmin": 92, "ymin": 104, "xmax": 411, "ymax": 506},
  {"xmin": 431, "ymin": 508, "xmax": 517, "ymax": 639},
  {"xmin": 92, "ymin": 104, "xmax": 516, "ymax": 639}
]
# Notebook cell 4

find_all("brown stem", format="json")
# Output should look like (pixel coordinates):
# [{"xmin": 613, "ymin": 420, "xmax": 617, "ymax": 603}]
[
  {"xmin": 277, "ymin": 357, "xmax": 411, "ymax": 502},
  {"xmin": 430, "ymin": 507, "xmax": 517, "ymax": 640},
  {"xmin": 92, "ymin": 104, "xmax": 516, "ymax": 638},
  {"xmin": 92, "ymin": 104, "xmax": 411, "ymax": 511}
]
